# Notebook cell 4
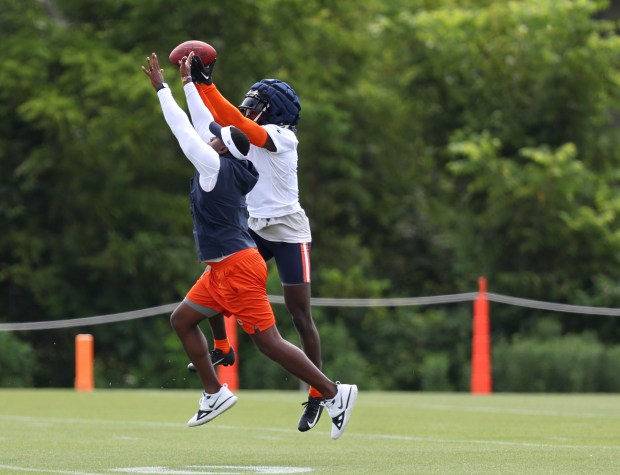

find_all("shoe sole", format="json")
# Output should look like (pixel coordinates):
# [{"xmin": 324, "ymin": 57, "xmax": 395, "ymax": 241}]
[
  {"xmin": 187, "ymin": 395, "xmax": 238, "ymax": 427},
  {"xmin": 331, "ymin": 385, "xmax": 358, "ymax": 440},
  {"xmin": 211, "ymin": 359, "xmax": 234, "ymax": 367}
]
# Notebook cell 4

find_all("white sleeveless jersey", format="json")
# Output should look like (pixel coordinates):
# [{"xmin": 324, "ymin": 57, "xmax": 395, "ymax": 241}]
[
  {"xmin": 246, "ymin": 124, "xmax": 311, "ymax": 243},
  {"xmin": 247, "ymin": 124, "xmax": 302, "ymax": 218}
]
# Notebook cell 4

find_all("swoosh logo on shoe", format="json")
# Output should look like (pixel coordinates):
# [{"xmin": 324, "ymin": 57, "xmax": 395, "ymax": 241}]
[
  {"xmin": 208, "ymin": 394, "xmax": 234, "ymax": 410},
  {"xmin": 212, "ymin": 357, "xmax": 224, "ymax": 365},
  {"xmin": 310, "ymin": 411, "xmax": 321, "ymax": 425},
  {"xmin": 207, "ymin": 396, "xmax": 222, "ymax": 409},
  {"xmin": 337, "ymin": 389, "xmax": 352, "ymax": 410},
  {"xmin": 308, "ymin": 411, "xmax": 320, "ymax": 427}
]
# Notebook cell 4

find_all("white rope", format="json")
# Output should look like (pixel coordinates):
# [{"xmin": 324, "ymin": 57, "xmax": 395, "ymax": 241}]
[
  {"xmin": 271, "ymin": 292, "xmax": 478, "ymax": 307},
  {"xmin": 487, "ymin": 292, "xmax": 620, "ymax": 316},
  {"xmin": 0, "ymin": 304, "xmax": 179, "ymax": 331},
  {"xmin": 1, "ymin": 291, "xmax": 618, "ymax": 331}
]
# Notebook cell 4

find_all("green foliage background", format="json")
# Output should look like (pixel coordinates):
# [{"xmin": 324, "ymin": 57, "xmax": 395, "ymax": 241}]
[{"xmin": 2, "ymin": 0, "xmax": 620, "ymax": 391}]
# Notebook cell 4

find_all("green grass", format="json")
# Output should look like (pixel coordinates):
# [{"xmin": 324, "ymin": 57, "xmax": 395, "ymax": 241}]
[{"xmin": 0, "ymin": 390, "xmax": 619, "ymax": 474}]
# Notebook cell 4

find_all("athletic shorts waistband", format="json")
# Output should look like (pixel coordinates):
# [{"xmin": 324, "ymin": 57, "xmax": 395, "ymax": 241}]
[{"xmin": 204, "ymin": 247, "xmax": 259, "ymax": 270}]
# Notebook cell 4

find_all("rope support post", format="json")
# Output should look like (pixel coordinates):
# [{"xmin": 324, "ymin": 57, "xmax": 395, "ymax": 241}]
[{"xmin": 470, "ymin": 277, "xmax": 492, "ymax": 394}]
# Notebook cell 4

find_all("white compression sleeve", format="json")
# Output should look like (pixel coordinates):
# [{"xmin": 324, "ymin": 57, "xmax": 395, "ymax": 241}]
[
  {"xmin": 157, "ymin": 87, "xmax": 219, "ymax": 192},
  {"xmin": 184, "ymin": 82, "xmax": 215, "ymax": 143}
]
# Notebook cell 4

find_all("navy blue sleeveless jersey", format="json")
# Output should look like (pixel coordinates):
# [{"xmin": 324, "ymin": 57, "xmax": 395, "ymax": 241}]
[{"xmin": 189, "ymin": 155, "xmax": 259, "ymax": 261}]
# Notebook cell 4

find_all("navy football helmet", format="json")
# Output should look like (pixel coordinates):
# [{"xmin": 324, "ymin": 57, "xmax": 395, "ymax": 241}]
[{"xmin": 238, "ymin": 79, "xmax": 301, "ymax": 126}]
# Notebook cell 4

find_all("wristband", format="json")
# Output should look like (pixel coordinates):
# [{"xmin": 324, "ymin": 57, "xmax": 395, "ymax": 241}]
[
  {"xmin": 182, "ymin": 76, "xmax": 193, "ymax": 82},
  {"xmin": 156, "ymin": 82, "xmax": 169, "ymax": 92}
]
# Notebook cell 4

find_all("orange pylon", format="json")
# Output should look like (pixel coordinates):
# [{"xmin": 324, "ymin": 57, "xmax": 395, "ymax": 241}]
[
  {"xmin": 75, "ymin": 334, "xmax": 94, "ymax": 391},
  {"xmin": 216, "ymin": 317, "xmax": 239, "ymax": 390},
  {"xmin": 471, "ymin": 277, "xmax": 492, "ymax": 394}
]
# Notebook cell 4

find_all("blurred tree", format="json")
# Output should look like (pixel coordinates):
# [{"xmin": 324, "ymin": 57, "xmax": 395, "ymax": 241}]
[
  {"xmin": 0, "ymin": 0, "xmax": 198, "ymax": 386},
  {"xmin": 368, "ymin": 1, "xmax": 620, "ymax": 348}
]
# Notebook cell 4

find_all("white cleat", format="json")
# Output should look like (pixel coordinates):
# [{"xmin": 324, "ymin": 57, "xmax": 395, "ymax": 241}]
[
  {"xmin": 187, "ymin": 383, "xmax": 238, "ymax": 427},
  {"xmin": 325, "ymin": 382, "xmax": 358, "ymax": 440}
]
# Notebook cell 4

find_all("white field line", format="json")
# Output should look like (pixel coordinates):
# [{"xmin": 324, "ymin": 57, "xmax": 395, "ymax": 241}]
[
  {"xmin": 410, "ymin": 402, "xmax": 620, "ymax": 419},
  {"xmin": 1, "ymin": 414, "xmax": 619, "ymax": 451},
  {"xmin": 0, "ymin": 466, "xmax": 103, "ymax": 475},
  {"xmin": 0, "ymin": 466, "xmax": 312, "ymax": 475}
]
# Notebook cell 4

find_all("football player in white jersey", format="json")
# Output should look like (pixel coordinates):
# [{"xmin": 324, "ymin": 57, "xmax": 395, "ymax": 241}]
[{"xmin": 189, "ymin": 57, "xmax": 326, "ymax": 432}]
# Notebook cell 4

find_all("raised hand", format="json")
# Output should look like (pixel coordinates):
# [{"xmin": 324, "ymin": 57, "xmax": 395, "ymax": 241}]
[
  {"xmin": 141, "ymin": 53, "xmax": 166, "ymax": 91},
  {"xmin": 191, "ymin": 55, "xmax": 216, "ymax": 85},
  {"xmin": 179, "ymin": 51, "xmax": 194, "ymax": 82}
]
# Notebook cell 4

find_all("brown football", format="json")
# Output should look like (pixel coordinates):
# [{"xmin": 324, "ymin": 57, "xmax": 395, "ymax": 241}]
[{"xmin": 168, "ymin": 40, "xmax": 217, "ymax": 66}]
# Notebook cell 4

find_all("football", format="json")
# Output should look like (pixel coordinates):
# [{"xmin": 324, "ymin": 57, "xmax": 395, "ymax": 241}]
[{"xmin": 168, "ymin": 40, "xmax": 217, "ymax": 66}]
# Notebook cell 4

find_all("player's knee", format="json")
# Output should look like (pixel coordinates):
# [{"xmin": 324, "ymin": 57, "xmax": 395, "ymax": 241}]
[
  {"xmin": 169, "ymin": 313, "xmax": 178, "ymax": 332},
  {"xmin": 169, "ymin": 310, "xmax": 183, "ymax": 333}
]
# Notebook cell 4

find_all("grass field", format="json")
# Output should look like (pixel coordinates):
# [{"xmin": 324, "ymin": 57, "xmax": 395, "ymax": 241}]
[{"xmin": 0, "ymin": 389, "xmax": 619, "ymax": 474}]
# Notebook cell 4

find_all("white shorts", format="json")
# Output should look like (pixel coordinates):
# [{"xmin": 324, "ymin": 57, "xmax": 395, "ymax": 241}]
[{"xmin": 249, "ymin": 209, "xmax": 312, "ymax": 243}]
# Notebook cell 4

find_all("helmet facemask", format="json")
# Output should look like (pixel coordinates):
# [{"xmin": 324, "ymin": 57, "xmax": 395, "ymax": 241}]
[{"xmin": 238, "ymin": 90, "xmax": 270, "ymax": 124}]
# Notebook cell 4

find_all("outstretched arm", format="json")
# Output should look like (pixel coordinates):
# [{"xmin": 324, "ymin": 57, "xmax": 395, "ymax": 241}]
[
  {"xmin": 180, "ymin": 52, "xmax": 218, "ymax": 142},
  {"xmin": 142, "ymin": 53, "xmax": 220, "ymax": 191},
  {"xmin": 196, "ymin": 87, "xmax": 223, "ymax": 125},
  {"xmin": 195, "ymin": 83, "xmax": 269, "ymax": 148}
]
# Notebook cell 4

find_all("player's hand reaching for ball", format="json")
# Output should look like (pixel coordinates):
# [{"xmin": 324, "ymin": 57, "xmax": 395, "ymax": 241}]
[
  {"xmin": 179, "ymin": 51, "xmax": 194, "ymax": 84},
  {"xmin": 191, "ymin": 56, "xmax": 216, "ymax": 85},
  {"xmin": 141, "ymin": 53, "xmax": 166, "ymax": 91}
]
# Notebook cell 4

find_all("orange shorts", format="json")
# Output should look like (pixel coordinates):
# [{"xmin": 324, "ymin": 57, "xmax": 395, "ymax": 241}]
[{"xmin": 184, "ymin": 248, "xmax": 275, "ymax": 334}]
